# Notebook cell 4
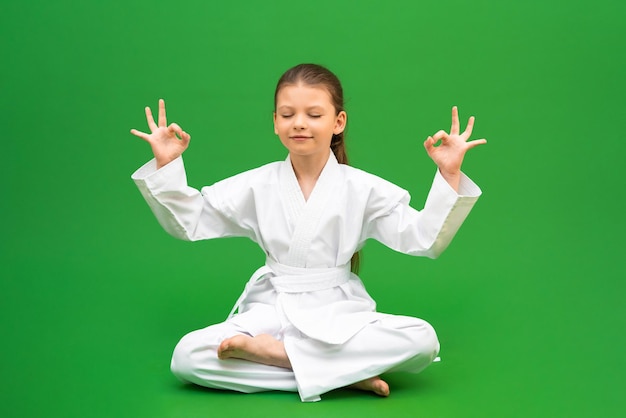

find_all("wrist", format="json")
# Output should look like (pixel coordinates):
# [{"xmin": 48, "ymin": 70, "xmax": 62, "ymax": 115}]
[
  {"xmin": 438, "ymin": 169, "xmax": 460, "ymax": 192},
  {"xmin": 156, "ymin": 157, "xmax": 174, "ymax": 170},
  {"xmin": 155, "ymin": 153, "xmax": 181, "ymax": 170},
  {"xmin": 438, "ymin": 167, "xmax": 460, "ymax": 178}
]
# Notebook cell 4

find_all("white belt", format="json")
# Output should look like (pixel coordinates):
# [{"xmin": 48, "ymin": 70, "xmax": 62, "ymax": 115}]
[{"xmin": 227, "ymin": 259, "xmax": 351, "ymax": 319}]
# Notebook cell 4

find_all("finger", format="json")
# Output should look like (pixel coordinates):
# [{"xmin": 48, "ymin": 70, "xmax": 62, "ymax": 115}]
[
  {"xmin": 432, "ymin": 130, "xmax": 448, "ymax": 142},
  {"xmin": 130, "ymin": 128, "xmax": 151, "ymax": 142},
  {"xmin": 180, "ymin": 131, "xmax": 191, "ymax": 148},
  {"xmin": 462, "ymin": 116, "xmax": 475, "ymax": 139},
  {"xmin": 466, "ymin": 138, "xmax": 487, "ymax": 149},
  {"xmin": 158, "ymin": 99, "xmax": 167, "ymax": 127},
  {"xmin": 168, "ymin": 123, "xmax": 184, "ymax": 138},
  {"xmin": 145, "ymin": 107, "xmax": 157, "ymax": 131},
  {"xmin": 423, "ymin": 136, "xmax": 435, "ymax": 152},
  {"xmin": 450, "ymin": 106, "xmax": 460, "ymax": 136}
]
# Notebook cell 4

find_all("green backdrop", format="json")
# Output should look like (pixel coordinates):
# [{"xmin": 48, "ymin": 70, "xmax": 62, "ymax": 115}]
[{"xmin": 2, "ymin": 0, "xmax": 624, "ymax": 417}]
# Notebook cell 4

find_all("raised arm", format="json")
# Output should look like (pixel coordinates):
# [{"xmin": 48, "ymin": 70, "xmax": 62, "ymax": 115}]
[
  {"xmin": 364, "ymin": 107, "xmax": 485, "ymax": 258},
  {"xmin": 423, "ymin": 106, "xmax": 486, "ymax": 192},
  {"xmin": 130, "ymin": 100, "xmax": 255, "ymax": 242},
  {"xmin": 130, "ymin": 99, "xmax": 191, "ymax": 169}
]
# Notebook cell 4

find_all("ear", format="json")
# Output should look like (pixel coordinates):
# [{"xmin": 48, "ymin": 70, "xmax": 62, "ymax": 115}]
[
  {"xmin": 333, "ymin": 111, "xmax": 347, "ymax": 135},
  {"xmin": 273, "ymin": 112, "xmax": 278, "ymax": 135}
]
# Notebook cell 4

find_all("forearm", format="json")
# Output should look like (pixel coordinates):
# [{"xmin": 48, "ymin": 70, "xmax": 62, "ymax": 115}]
[
  {"xmin": 132, "ymin": 157, "xmax": 205, "ymax": 240},
  {"xmin": 369, "ymin": 170, "xmax": 481, "ymax": 258},
  {"xmin": 131, "ymin": 156, "xmax": 254, "ymax": 242}
]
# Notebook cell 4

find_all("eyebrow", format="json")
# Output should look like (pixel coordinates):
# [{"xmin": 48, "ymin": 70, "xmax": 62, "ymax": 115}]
[{"xmin": 277, "ymin": 105, "xmax": 326, "ymax": 111}]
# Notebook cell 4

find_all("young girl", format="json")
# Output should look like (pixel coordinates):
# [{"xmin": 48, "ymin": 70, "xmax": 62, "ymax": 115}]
[{"xmin": 130, "ymin": 63, "xmax": 486, "ymax": 402}]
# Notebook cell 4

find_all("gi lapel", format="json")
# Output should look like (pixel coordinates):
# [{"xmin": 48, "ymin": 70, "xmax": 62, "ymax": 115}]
[{"xmin": 280, "ymin": 153, "xmax": 340, "ymax": 267}]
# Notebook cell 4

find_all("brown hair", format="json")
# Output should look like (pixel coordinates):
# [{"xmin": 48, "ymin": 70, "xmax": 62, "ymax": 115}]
[{"xmin": 274, "ymin": 63, "xmax": 360, "ymax": 273}]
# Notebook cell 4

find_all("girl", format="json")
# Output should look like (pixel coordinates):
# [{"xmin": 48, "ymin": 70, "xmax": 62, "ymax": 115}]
[{"xmin": 130, "ymin": 63, "xmax": 486, "ymax": 402}]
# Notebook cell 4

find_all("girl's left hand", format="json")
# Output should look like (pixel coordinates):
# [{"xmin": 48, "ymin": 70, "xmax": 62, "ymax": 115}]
[{"xmin": 424, "ymin": 107, "xmax": 486, "ymax": 189}]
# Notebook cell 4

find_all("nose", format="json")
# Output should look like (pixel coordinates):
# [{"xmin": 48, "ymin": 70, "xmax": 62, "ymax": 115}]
[{"xmin": 294, "ymin": 113, "xmax": 307, "ymax": 130}]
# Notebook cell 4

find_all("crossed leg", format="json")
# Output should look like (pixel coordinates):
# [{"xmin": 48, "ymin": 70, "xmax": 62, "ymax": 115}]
[
  {"xmin": 218, "ymin": 333, "xmax": 390, "ymax": 397},
  {"xmin": 172, "ymin": 311, "xmax": 438, "ymax": 400}
]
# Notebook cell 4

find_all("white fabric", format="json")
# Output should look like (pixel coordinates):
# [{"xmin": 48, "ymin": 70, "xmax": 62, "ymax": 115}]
[
  {"xmin": 132, "ymin": 152, "xmax": 481, "ymax": 401},
  {"xmin": 170, "ymin": 313, "xmax": 440, "ymax": 402}
]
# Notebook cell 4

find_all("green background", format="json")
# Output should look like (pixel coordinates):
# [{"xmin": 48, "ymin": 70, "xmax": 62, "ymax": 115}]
[{"xmin": 2, "ymin": 0, "xmax": 624, "ymax": 417}]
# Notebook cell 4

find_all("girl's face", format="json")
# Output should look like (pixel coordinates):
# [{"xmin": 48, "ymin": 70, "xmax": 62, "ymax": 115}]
[{"xmin": 274, "ymin": 83, "xmax": 346, "ymax": 160}]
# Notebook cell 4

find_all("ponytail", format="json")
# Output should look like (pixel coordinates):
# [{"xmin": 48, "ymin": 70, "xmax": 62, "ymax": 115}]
[
  {"xmin": 331, "ymin": 132, "xmax": 349, "ymax": 165},
  {"xmin": 331, "ymin": 123, "xmax": 359, "ymax": 273}
]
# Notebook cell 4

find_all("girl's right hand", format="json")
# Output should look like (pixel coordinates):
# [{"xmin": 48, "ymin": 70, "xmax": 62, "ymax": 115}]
[{"xmin": 130, "ymin": 99, "xmax": 191, "ymax": 169}]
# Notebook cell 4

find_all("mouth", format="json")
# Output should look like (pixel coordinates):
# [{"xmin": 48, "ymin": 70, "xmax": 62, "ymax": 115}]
[{"xmin": 290, "ymin": 135, "xmax": 313, "ymax": 141}]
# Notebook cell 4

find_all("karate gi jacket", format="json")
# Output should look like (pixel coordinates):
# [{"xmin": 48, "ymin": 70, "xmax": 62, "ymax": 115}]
[{"xmin": 132, "ymin": 152, "xmax": 481, "ymax": 346}]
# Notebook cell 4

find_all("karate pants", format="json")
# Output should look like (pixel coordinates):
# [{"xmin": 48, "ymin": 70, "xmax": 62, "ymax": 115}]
[{"xmin": 170, "ymin": 309, "xmax": 440, "ymax": 402}]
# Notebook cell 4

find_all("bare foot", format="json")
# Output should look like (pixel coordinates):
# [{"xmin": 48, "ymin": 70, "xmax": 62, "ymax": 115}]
[
  {"xmin": 217, "ymin": 334, "xmax": 292, "ymax": 369},
  {"xmin": 350, "ymin": 376, "xmax": 390, "ymax": 397}
]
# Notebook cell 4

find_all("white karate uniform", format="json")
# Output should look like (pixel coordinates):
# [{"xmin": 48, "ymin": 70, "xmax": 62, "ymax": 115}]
[{"xmin": 132, "ymin": 152, "xmax": 481, "ymax": 402}]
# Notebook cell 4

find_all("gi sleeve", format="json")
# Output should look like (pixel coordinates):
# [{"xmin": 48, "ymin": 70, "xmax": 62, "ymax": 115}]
[
  {"xmin": 131, "ymin": 157, "xmax": 255, "ymax": 241},
  {"xmin": 365, "ymin": 170, "xmax": 481, "ymax": 259}
]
